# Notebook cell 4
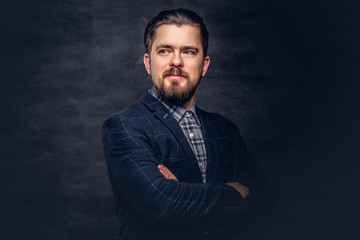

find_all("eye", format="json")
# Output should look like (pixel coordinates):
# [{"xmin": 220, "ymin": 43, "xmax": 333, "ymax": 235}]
[
  {"xmin": 158, "ymin": 49, "xmax": 170, "ymax": 55},
  {"xmin": 183, "ymin": 50, "xmax": 196, "ymax": 55}
]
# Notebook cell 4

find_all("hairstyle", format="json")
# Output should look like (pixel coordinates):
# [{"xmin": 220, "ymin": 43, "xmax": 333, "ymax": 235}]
[{"xmin": 144, "ymin": 8, "xmax": 209, "ymax": 58}]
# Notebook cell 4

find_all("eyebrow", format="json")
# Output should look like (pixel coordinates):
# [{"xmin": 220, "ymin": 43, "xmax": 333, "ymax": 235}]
[{"xmin": 155, "ymin": 44, "xmax": 200, "ymax": 53}]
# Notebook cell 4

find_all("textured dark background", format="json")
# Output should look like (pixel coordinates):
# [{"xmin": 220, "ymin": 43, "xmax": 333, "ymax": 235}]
[{"xmin": 2, "ymin": 0, "xmax": 359, "ymax": 239}]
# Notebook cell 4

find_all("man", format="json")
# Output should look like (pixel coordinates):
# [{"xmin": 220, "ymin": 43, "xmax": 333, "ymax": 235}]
[{"xmin": 102, "ymin": 9, "xmax": 272, "ymax": 240}]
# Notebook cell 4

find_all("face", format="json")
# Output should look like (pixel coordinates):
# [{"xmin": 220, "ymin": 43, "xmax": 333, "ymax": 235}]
[{"xmin": 144, "ymin": 24, "xmax": 210, "ymax": 109}]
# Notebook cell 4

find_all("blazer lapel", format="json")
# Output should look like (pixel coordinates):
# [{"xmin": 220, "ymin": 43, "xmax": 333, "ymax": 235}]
[
  {"xmin": 140, "ymin": 92, "xmax": 201, "ymax": 178},
  {"xmin": 197, "ymin": 108, "xmax": 219, "ymax": 183}
]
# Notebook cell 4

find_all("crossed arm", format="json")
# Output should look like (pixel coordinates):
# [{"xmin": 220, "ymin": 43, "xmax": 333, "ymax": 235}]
[
  {"xmin": 102, "ymin": 115, "xmax": 260, "ymax": 223},
  {"xmin": 103, "ymin": 114, "xmax": 274, "ymax": 229},
  {"xmin": 156, "ymin": 163, "xmax": 272, "ymax": 234},
  {"xmin": 158, "ymin": 165, "xmax": 252, "ymax": 200}
]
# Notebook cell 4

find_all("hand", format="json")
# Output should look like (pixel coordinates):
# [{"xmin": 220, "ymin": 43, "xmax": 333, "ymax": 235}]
[
  {"xmin": 158, "ymin": 165, "xmax": 178, "ymax": 181},
  {"xmin": 225, "ymin": 182, "xmax": 251, "ymax": 199}
]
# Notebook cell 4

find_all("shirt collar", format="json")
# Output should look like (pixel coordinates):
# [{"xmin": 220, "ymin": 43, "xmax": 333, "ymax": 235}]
[{"xmin": 148, "ymin": 88, "xmax": 201, "ymax": 125}]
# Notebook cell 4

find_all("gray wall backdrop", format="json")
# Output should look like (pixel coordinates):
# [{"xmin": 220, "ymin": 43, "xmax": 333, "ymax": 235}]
[{"xmin": 2, "ymin": 0, "xmax": 359, "ymax": 239}]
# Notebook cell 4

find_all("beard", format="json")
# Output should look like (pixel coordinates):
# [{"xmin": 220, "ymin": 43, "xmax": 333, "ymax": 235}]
[{"xmin": 151, "ymin": 67, "xmax": 201, "ymax": 106}]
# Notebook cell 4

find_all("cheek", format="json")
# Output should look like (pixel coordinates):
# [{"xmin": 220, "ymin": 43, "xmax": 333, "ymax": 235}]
[
  {"xmin": 188, "ymin": 60, "xmax": 203, "ymax": 71},
  {"xmin": 188, "ymin": 64, "xmax": 204, "ymax": 77},
  {"xmin": 151, "ymin": 61, "xmax": 167, "ymax": 75}
]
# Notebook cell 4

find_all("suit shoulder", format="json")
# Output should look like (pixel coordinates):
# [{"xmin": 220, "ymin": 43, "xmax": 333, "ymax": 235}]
[{"xmin": 103, "ymin": 100, "xmax": 148, "ymax": 128}]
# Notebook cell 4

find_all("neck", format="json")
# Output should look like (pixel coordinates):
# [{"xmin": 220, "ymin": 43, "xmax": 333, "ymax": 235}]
[{"xmin": 181, "ymin": 96, "xmax": 195, "ymax": 110}]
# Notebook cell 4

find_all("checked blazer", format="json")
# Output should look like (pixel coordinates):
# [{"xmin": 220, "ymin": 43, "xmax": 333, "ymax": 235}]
[{"xmin": 102, "ymin": 91, "xmax": 272, "ymax": 240}]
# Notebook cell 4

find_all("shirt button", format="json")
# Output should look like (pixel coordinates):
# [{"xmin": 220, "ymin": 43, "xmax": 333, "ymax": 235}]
[
  {"xmin": 185, "ymin": 112, "xmax": 191, "ymax": 118},
  {"xmin": 189, "ymin": 133, "xmax": 194, "ymax": 138}
]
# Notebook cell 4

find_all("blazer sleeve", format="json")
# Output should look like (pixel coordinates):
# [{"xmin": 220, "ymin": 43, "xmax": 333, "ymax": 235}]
[{"xmin": 102, "ymin": 114, "xmax": 250, "ymax": 222}]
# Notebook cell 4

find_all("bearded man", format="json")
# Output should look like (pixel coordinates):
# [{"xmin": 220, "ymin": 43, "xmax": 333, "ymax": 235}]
[{"xmin": 102, "ymin": 8, "xmax": 273, "ymax": 240}]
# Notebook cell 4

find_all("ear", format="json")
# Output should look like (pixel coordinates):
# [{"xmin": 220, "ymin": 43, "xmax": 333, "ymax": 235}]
[
  {"xmin": 201, "ymin": 56, "xmax": 210, "ymax": 77},
  {"xmin": 144, "ymin": 53, "xmax": 151, "ymax": 75}
]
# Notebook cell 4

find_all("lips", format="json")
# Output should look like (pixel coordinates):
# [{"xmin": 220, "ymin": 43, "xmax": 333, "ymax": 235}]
[{"xmin": 166, "ymin": 74, "xmax": 184, "ymax": 77}]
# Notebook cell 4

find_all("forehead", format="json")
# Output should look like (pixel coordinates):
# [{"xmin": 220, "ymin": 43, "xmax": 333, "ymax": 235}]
[{"xmin": 151, "ymin": 24, "xmax": 202, "ymax": 50}]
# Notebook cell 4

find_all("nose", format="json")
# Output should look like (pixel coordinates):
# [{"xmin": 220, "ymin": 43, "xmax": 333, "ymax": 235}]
[{"xmin": 170, "ymin": 51, "xmax": 183, "ymax": 67}]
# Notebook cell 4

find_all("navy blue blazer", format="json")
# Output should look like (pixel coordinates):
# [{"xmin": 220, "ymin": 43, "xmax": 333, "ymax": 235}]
[{"xmin": 102, "ymin": 91, "xmax": 272, "ymax": 240}]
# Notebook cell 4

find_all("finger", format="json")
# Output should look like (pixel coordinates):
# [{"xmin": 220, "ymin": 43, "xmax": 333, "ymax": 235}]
[
  {"xmin": 159, "ymin": 169, "xmax": 169, "ymax": 179},
  {"xmin": 158, "ymin": 165, "xmax": 171, "ymax": 175},
  {"xmin": 168, "ymin": 173, "xmax": 175, "ymax": 180},
  {"xmin": 158, "ymin": 165, "xmax": 178, "ymax": 181},
  {"xmin": 160, "ymin": 165, "xmax": 172, "ymax": 176},
  {"xmin": 158, "ymin": 166, "xmax": 171, "ymax": 179},
  {"xmin": 168, "ymin": 172, "xmax": 177, "ymax": 181},
  {"xmin": 162, "ymin": 167, "xmax": 176, "ymax": 180}
]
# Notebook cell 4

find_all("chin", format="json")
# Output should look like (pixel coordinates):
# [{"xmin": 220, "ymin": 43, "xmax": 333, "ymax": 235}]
[{"xmin": 165, "ymin": 78, "xmax": 187, "ymax": 86}]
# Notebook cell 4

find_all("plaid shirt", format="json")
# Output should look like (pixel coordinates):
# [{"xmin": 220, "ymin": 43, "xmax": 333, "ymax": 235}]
[{"xmin": 149, "ymin": 89, "xmax": 207, "ymax": 183}]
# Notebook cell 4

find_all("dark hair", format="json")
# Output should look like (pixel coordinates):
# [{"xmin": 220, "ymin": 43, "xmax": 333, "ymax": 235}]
[{"xmin": 144, "ymin": 8, "xmax": 209, "ymax": 58}]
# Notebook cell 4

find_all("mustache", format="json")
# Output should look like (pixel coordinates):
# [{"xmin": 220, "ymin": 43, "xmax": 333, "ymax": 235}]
[{"xmin": 162, "ymin": 68, "xmax": 188, "ymax": 79}]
